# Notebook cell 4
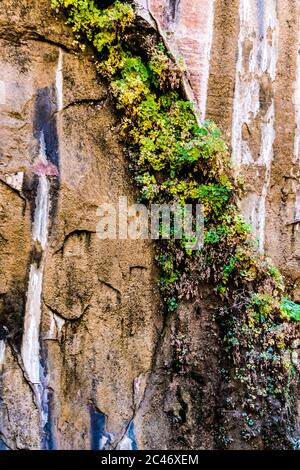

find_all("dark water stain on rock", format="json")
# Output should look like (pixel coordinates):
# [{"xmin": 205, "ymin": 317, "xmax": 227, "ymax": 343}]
[
  {"xmin": 34, "ymin": 86, "xmax": 59, "ymax": 168},
  {"xmin": 123, "ymin": 420, "xmax": 138, "ymax": 450},
  {"xmin": 0, "ymin": 279, "xmax": 29, "ymax": 351},
  {"xmin": 42, "ymin": 387, "xmax": 56, "ymax": 450},
  {"xmin": 22, "ymin": 173, "xmax": 39, "ymax": 225},
  {"xmin": 90, "ymin": 405, "xmax": 112, "ymax": 450},
  {"xmin": 0, "ymin": 437, "xmax": 9, "ymax": 450},
  {"xmin": 32, "ymin": 84, "xmax": 61, "ymax": 228},
  {"xmin": 0, "ymin": 325, "xmax": 8, "ymax": 341},
  {"xmin": 168, "ymin": 0, "xmax": 180, "ymax": 24}
]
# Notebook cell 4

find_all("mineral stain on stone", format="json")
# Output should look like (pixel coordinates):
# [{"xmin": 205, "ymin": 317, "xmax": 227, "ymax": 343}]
[
  {"xmin": 0, "ymin": 437, "xmax": 9, "ymax": 450},
  {"xmin": 90, "ymin": 406, "xmax": 112, "ymax": 450},
  {"xmin": 117, "ymin": 420, "xmax": 138, "ymax": 450},
  {"xmin": 256, "ymin": 0, "xmax": 265, "ymax": 39},
  {"xmin": 31, "ymin": 85, "xmax": 60, "ymax": 224},
  {"xmin": 20, "ymin": 52, "xmax": 63, "ymax": 447},
  {"xmin": 168, "ymin": 0, "xmax": 180, "ymax": 23},
  {"xmin": 42, "ymin": 388, "xmax": 56, "ymax": 450},
  {"xmin": 0, "ymin": 281, "xmax": 28, "ymax": 350},
  {"xmin": 33, "ymin": 86, "xmax": 60, "ymax": 169}
]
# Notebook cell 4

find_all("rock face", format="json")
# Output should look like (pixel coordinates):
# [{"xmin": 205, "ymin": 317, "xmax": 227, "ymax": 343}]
[
  {"xmin": 0, "ymin": 0, "xmax": 299, "ymax": 450},
  {"xmin": 0, "ymin": 0, "xmax": 161, "ymax": 450}
]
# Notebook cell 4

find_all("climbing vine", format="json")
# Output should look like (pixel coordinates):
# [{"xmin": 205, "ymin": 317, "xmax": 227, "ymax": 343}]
[{"xmin": 51, "ymin": 0, "xmax": 300, "ymax": 448}]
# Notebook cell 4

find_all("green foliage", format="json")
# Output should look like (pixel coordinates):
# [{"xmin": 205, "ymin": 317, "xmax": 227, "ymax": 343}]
[
  {"xmin": 248, "ymin": 293, "xmax": 279, "ymax": 324},
  {"xmin": 52, "ymin": 0, "xmax": 134, "ymax": 56},
  {"xmin": 52, "ymin": 0, "xmax": 300, "ymax": 446},
  {"xmin": 280, "ymin": 298, "xmax": 300, "ymax": 321}
]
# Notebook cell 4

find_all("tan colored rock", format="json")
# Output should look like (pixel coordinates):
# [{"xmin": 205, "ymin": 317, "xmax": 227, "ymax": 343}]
[
  {"xmin": 0, "ymin": 0, "xmax": 161, "ymax": 449},
  {"xmin": 135, "ymin": 284, "xmax": 221, "ymax": 450},
  {"xmin": 0, "ymin": 344, "xmax": 40, "ymax": 449},
  {"xmin": 0, "ymin": 0, "xmax": 300, "ymax": 451},
  {"xmin": 148, "ymin": 0, "xmax": 215, "ymax": 119}
]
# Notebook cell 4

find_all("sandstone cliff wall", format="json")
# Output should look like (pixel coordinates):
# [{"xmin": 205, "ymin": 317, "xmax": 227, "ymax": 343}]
[
  {"xmin": 0, "ymin": 0, "xmax": 299, "ymax": 450},
  {"xmin": 0, "ymin": 0, "xmax": 161, "ymax": 450}
]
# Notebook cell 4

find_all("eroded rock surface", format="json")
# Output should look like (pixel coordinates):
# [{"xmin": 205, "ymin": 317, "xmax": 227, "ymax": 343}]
[
  {"xmin": 0, "ymin": 0, "xmax": 161, "ymax": 449},
  {"xmin": 0, "ymin": 0, "xmax": 299, "ymax": 450}
]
